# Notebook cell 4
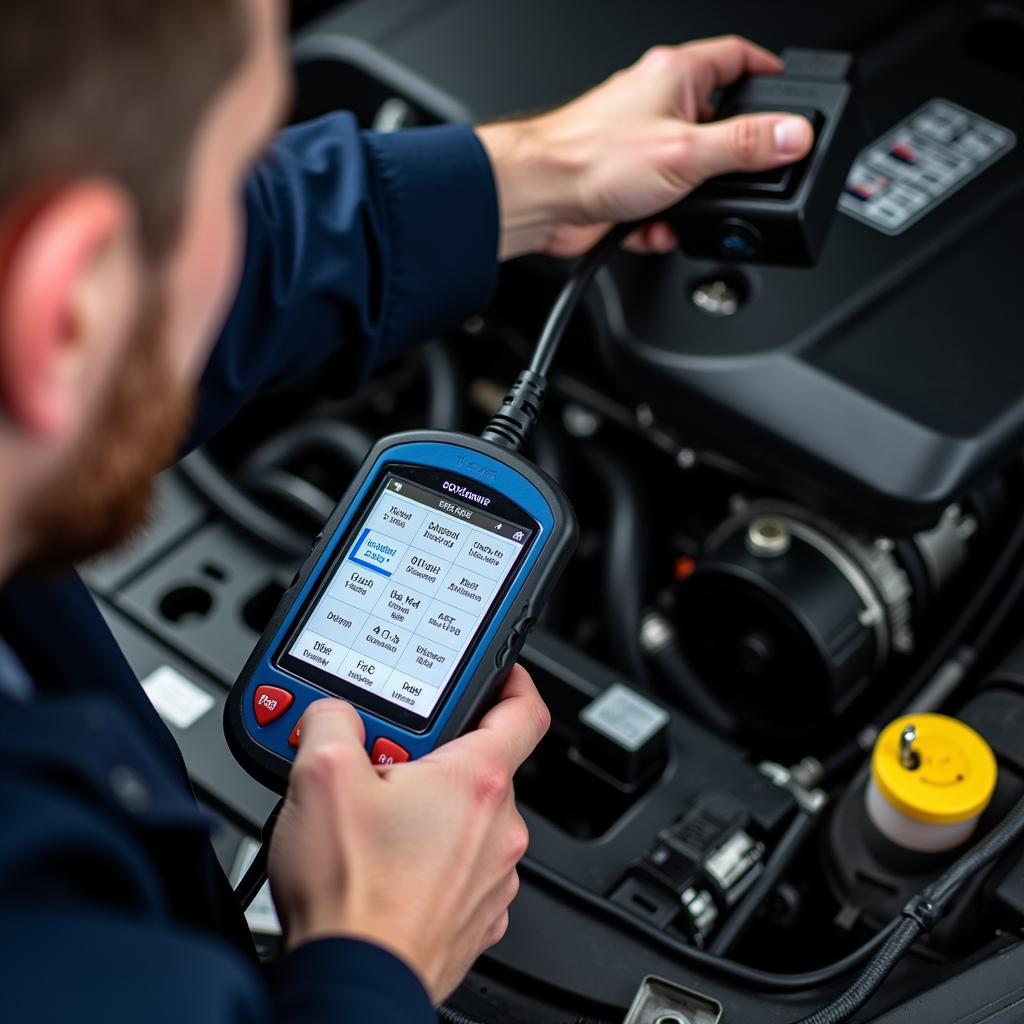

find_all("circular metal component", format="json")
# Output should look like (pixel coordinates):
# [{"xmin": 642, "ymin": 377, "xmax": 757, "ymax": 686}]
[
  {"xmin": 691, "ymin": 278, "xmax": 741, "ymax": 317},
  {"xmin": 781, "ymin": 517, "xmax": 891, "ymax": 667},
  {"xmin": 746, "ymin": 516, "xmax": 791, "ymax": 558},
  {"xmin": 675, "ymin": 520, "xmax": 881, "ymax": 739},
  {"xmin": 655, "ymin": 1015, "xmax": 691, "ymax": 1024}
]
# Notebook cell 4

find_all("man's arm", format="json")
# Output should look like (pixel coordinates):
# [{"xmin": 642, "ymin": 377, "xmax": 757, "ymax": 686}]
[
  {"xmin": 187, "ymin": 113, "xmax": 500, "ymax": 451},
  {"xmin": 187, "ymin": 36, "xmax": 813, "ymax": 453}
]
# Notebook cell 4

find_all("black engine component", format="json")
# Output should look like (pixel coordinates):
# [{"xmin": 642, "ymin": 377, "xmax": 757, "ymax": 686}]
[
  {"xmin": 615, "ymin": 791, "xmax": 767, "ymax": 948},
  {"xmin": 672, "ymin": 498, "xmax": 979, "ymax": 741},
  {"xmin": 669, "ymin": 48, "xmax": 863, "ymax": 265}
]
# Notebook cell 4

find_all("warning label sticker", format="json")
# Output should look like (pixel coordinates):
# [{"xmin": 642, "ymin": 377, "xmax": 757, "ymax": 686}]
[{"xmin": 838, "ymin": 98, "xmax": 1015, "ymax": 235}]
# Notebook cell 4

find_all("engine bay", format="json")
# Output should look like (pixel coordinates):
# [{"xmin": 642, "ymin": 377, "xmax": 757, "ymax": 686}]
[{"xmin": 83, "ymin": 2, "xmax": 1024, "ymax": 1021}]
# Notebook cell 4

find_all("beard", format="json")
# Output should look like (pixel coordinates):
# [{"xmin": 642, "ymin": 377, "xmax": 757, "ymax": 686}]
[{"xmin": 20, "ymin": 286, "xmax": 195, "ymax": 577}]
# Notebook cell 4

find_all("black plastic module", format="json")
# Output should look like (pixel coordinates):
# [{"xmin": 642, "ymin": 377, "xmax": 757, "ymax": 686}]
[{"xmin": 669, "ymin": 48, "xmax": 863, "ymax": 266}]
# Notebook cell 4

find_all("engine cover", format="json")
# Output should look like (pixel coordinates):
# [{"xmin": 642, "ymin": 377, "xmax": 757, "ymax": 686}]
[{"xmin": 598, "ymin": 10, "xmax": 1024, "ymax": 532}]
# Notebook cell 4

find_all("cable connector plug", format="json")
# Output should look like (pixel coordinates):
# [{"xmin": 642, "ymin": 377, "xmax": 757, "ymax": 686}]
[
  {"xmin": 480, "ymin": 369, "xmax": 547, "ymax": 452},
  {"xmin": 901, "ymin": 896, "xmax": 943, "ymax": 933}
]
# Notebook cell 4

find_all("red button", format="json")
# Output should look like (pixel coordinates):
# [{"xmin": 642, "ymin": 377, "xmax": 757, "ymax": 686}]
[
  {"xmin": 371, "ymin": 737, "xmax": 410, "ymax": 766},
  {"xmin": 288, "ymin": 719, "xmax": 303, "ymax": 749},
  {"xmin": 253, "ymin": 685, "xmax": 293, "ymax": 726}
]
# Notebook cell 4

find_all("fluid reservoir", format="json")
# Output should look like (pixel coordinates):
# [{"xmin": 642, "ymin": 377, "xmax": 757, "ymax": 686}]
[{"xmin": 866, "ymin": 714, "xmax": 997, "ymax": 853}]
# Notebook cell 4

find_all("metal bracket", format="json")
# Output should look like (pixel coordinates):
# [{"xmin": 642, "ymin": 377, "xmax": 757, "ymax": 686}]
[
  {"xmin": 623, "ymin": 975, "xmax": 723, "ymax": 1024},
  {"xmin": 759, "ymin": 760, "xmax": 829, "ymax": 815}
]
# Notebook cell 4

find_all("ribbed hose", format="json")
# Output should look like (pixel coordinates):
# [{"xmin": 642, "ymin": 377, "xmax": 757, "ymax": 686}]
[
  {"xmin": 794, "ymin": 918, "xmax": 921, "ymax": 1024},
  {"xmin": 794, "ymin": 794, "xmax": 1024, "ymax": 1024},
  {"xmin": 438, "ymin": 1006, "xmax": 484, "ymax": 1024}
]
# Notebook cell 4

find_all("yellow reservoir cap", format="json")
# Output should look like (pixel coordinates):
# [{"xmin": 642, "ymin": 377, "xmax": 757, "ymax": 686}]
[{"xmin": 871, "ymin": 714, "xmax": 997, "ymax": 826}]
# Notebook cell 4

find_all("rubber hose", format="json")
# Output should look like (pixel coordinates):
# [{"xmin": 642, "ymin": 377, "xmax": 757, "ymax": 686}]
[
  {"xmin": 239, "ymin": 419, "xmax": 372, "ymax": 478},
  {"xmin": 421, "ymin": 340, "xmax": 462, "ymax": 431},
  {"xmin": 647, "ymin": 634, "xmax": 737, "ymax": 737},
  {"xmin": 708, "ymin": 810, "xmax": 817, "ymax": 955},
  {"xmin": 580, "ymin": 449, "xmax": 651, "ymax": 688},
  {"xmin": 179, "ymin": 449, "xmax": 311, "ymax": 558}
]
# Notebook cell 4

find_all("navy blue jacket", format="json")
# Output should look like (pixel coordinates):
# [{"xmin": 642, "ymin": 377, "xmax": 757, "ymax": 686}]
[{"xmin": 0, "ymin": 113, "xmax": 499, "ymax": 1023}]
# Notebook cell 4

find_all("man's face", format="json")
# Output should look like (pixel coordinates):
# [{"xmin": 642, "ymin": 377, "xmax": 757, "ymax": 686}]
[{"xmin": 23, "ymin": 0, "xmax": 291, "ymax": 571}]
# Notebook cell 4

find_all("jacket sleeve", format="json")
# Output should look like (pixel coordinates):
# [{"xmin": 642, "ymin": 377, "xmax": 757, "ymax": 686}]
[
  {"xmin": 187, "ymin": 111, "xmax": 500, "ymax": 451},
  {"xmin": 0, "ymin": 695, "xmax": 437, "ymax": 1024}
]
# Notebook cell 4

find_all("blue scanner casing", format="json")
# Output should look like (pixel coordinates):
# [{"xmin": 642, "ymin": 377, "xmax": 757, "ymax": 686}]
[{"xmin": 225, "ymin": 430, "xmax": 577, "ymax": 793}]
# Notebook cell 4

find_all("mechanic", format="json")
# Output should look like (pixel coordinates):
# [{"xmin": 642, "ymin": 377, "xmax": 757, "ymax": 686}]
[{"xmin": 0, "ymin": 2, "xmax": 812, "ymax": 1021}]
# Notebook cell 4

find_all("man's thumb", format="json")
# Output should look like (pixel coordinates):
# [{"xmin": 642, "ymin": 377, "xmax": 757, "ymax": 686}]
[{"xmin": 684, "ymin": 113, "xmax": 813, "ymax": 184}]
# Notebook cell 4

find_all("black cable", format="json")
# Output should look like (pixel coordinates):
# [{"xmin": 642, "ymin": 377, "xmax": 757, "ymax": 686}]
[
  {"xmin": 519, "ymin": 855, "xmax": 898, "ymax": 993},
  {"xmin": 528, "ymin": 223, "xmax": 634, "ymax": 380},
  {"xmin": 794, "ymin": 919, "xmax": 921, "ymax": 1024},
  {"xmin": 482, "ymin": 223, "xmax": 635, "ymax": 452},
  {"xmin": 233, "ymin": 801, "xmax": 282, "ymax": 912},
  {"xmin": 234, "ymin": 841, "xmax": 269, "ymax": 913},
  {"xmin": 967, "ymin": 543, "xmax": 1024, "ymax": 655},
  {"xmin": 645, "ymin": 622, "xmax": 738, "ymax": 737},
  {"xmin": 708, "ymin": 810, "xmax": 817, "ymax": 956},
  {"xmin": 792, "ymin": 793, "xmax": 1024, "ymax": 1024}
]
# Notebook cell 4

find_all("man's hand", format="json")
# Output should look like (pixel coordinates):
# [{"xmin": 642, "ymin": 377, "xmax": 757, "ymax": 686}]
[
  {"xmin": 477, "ymin": 36, "xmax": 815, "ymax": 259},
  {"xmin": 267, "ymin": 666, "xmax": 550, "ymax": 1004}
]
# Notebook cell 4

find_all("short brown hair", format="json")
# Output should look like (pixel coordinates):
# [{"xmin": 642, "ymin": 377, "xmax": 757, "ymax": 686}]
[{"xmin": 0, "ymin": 1, "xmax": 248, "ymax": 260}]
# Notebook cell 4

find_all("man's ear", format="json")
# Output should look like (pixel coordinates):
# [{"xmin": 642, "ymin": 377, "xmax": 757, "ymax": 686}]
[{"xmin": 0, "ymin": 181, "xmax": 136, "ymax": 438}]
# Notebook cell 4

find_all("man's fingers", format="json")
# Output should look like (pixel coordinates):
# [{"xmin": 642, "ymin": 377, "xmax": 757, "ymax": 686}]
[
  {"xmin": 444, "ymin": 665, "xmax": 551, "ymax": 773},
  {"xmin": 623, "ymin": 221, "xmax": 678, "ymax": 254},
  {"xmin": 683, "ymin": 112, "xmax": 813, "ymax": 183},
  {"xmin": 289, "ymin": 699, "xmax": 376, "ymax": 786},
  {"xmin": 674, "ymin": 35, "xmax": 782, "ymax": 104}
]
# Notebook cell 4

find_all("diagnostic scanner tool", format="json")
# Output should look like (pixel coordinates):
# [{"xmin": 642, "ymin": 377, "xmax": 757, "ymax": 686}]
[
  {"xmin": 226, "ymin": 429, "xmax": 575, "ymax": 788},
  {"xmin": 669, "ymin": 47, "xmax": 863, "ymax": 265},
  {"xmin": 223, "ymin": 220, "xmax": 620, "ymax": 789}
]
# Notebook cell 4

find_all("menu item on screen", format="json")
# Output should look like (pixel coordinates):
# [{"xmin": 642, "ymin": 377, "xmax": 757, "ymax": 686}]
[{"xmin": 281, "ymin": 473, "xmax": 533, "ymax": 721}]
